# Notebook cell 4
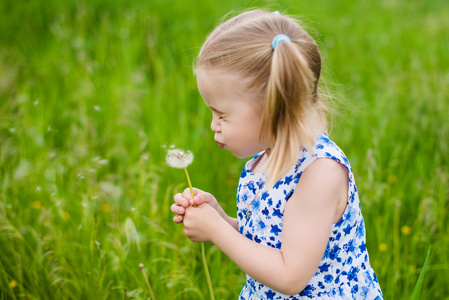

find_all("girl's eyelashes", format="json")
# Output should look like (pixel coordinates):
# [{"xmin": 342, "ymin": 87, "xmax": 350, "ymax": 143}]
[
  {"xmin": 213, "ymin": 112, "xmax": 224, "ymax": 120},
  {"xmin": 210, "ymin": 109, "xmax": 225, "ymax": 121}
]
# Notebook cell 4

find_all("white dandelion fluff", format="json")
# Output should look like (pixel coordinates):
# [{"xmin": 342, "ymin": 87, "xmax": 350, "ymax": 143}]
[{"xmin": 165, "ymin": 148, "xmax": 194, "ymax": 169}]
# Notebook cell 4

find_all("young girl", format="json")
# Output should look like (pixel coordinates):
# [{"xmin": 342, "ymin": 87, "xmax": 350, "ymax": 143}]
[{"xmin": 170, "ymin": 9, "xmax": 383, "ymax": 299}]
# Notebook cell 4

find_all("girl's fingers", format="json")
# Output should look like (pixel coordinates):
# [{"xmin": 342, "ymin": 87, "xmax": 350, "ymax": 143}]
[
  {"xmin": 174, "ymin": 188, "xmax": 209, "ymax": 209},
  {"xmin": 170, "ymin": 203, "xmax": 185, "ymax": 215},
  {"xmin": 193, "ymin": 193, "xmax": 204, "ymax": 205},
  {"xmin": 193, "ymin": 192, "xmax": 212, "ymax": 205},
  {"xmin": 182, "ymin": 188, "xmax": 198, "ymax": 205},
  {"xmin": 182, "ymin": 187, "xmax": 203, "ymax": 199},
  {"xmin": 182, "ymin": 188, "xmax": 194, "ymax": 200},
  {"xmin": 174, "ymin": 193, "xmax": 189, "ymax": 207},
  {"xmin": 173, "ymin": 214, "xmax": 183, "ymax": 223}
]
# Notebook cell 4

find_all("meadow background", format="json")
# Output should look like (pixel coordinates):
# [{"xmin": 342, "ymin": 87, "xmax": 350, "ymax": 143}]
[{"xmin": 1, "ymin": 0, "xmax": 448, "ymax": 299}]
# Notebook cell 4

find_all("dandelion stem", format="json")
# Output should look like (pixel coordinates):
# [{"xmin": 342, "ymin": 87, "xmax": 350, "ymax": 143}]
[
  {"xmin": 139, "ymin": 263, "xmax": 156, "ymax": 300},
  {"xmin": 183, "ymin": 167, "xmax": 215, "ymax": 300},
  {"xmin": 184, "ymin": 167, "xmax": 195, "ymax": 202},
  {"xmin": 201, "ymin": 242, "xmax": 215, "ymax": 300}
]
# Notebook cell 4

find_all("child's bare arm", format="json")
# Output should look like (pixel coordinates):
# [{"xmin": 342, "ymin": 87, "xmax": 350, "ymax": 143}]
[{"xmin": 183, "ymin": 158, "xmax": 348, "ymax": 295}]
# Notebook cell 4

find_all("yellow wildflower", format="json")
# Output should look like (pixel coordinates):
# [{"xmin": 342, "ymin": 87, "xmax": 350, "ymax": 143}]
[
  {"xmin": 101, "ymin": 203, "xmax": 110, "ymax": 213},
  {"xmin": 388, "ymin": 174, "xmax": 397, "ymax": 184},
  {"xmin": 32, "ymin": 200, "xmax": 42, "ymax": 209},
  {"xmin": 401, "ymin": 225, "xmax": 411, "ymax": 235},
  {"xmin": 379, "ymin": 243, "xmax": 388, "ymax": 252},
  {"xmin": 9, "ymin": 280, "xmax": 17, "ymax": 288}
]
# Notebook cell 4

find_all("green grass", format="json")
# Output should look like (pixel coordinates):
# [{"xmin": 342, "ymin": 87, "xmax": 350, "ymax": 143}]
[{"xmin": 1, "ymin": 0, "xmax": 448, "ymax": 299}]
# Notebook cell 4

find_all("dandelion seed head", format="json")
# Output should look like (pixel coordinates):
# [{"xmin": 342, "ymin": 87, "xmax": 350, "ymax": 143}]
[
  {"xmin": 165, "ymin": 148, "xmax": 194, "ymax": 169},
  {"xmin": 98, "ymin": 159, "xmax": 109, "ymax": 165}
]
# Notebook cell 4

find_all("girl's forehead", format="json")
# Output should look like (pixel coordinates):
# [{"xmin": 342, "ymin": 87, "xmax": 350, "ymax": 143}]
[
  {"xmin": 197, "ymin": 68, "xmax": 245, "ymax": 86},
  {"xmin": 197, "ymin": 68, "xmax": 264, "ymax": 102}
]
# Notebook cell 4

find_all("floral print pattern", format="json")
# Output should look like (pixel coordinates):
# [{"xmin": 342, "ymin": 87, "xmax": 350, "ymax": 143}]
[{"xmin": 237, "ymin": 133, "xmax": 383, "ymax": 299}]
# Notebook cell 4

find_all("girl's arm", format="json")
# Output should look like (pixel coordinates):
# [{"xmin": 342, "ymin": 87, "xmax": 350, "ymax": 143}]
[
  {"xmin": 183, "ymin": 158, "xmax": 348, "ymax": 295},
  {"xmin": 172, "ymin": 187, "xmax": 238, "ymax": 231}
]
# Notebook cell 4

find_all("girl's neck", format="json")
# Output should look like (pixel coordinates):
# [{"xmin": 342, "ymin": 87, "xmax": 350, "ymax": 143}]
[{"xmin": 251, "ymin": 152, "xmax": 267, "ymax": 174}]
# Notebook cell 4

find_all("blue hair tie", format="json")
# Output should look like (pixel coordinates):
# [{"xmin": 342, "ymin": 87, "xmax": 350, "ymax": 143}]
[{"xmin": 272, "ymin": 34, "xmax": 291, "ymax": 50}]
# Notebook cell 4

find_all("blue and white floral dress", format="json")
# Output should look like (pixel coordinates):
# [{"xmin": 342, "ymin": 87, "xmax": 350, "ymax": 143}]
[{"xmin": 237, "ymin": 133, "xmax": 383, "ymax": 299}]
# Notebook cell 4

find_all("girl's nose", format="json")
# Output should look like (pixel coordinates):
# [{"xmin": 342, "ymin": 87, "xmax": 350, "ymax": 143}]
[{"xmin": 210, "ymin": 117, "xmax": 220, "ymax": 132}]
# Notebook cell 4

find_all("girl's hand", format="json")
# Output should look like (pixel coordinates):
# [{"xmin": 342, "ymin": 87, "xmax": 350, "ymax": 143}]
[
  {"xmin": 171, "ymin": 187, "xmax": 221, "ymax": 223},
  {"xmin": 183, "ymin": 203, "xmax": 223, "ymax": 242}
]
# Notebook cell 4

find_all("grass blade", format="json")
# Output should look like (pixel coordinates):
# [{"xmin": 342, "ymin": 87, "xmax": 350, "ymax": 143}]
[{"xmin": 410, "ymin": 245, "xmax": 431, "ymax": 300}]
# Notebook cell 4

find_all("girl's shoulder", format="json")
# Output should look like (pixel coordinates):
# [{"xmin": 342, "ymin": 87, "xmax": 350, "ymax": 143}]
[
  {"xmin": 292, "ymin": 133, "xmax": 351, "ymax": 177},
  {"xmin": 313, "ymin": 133, "xmax": 349, "ymax": 163}
]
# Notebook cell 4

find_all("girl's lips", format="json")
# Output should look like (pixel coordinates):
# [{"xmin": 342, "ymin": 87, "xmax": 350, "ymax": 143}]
[{"xmin": 216, "ymin": 141, "xmax": 225, "ymax": 149}]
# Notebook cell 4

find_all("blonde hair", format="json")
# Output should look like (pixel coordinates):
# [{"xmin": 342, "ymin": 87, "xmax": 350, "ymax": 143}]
[{"xmin": 196, "ymin": 9, "xmax": 328, "ymax": 187}]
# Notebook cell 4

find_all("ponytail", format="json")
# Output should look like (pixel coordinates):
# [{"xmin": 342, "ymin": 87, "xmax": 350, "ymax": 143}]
[{"xmin": 261, "ymin": 36, "xmax": 325, "ymax": 187}]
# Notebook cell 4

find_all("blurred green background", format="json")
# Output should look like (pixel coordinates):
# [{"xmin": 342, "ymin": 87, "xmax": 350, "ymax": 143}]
[{"xmin": 0, "ymin": 0, "xmax": 448, "ymax": 299}]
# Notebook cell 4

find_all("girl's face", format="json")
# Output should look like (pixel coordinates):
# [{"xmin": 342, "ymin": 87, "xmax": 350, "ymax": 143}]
[{"xmin": 197, "ymin": 69, "xmax": 268, "ymax": 159}]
